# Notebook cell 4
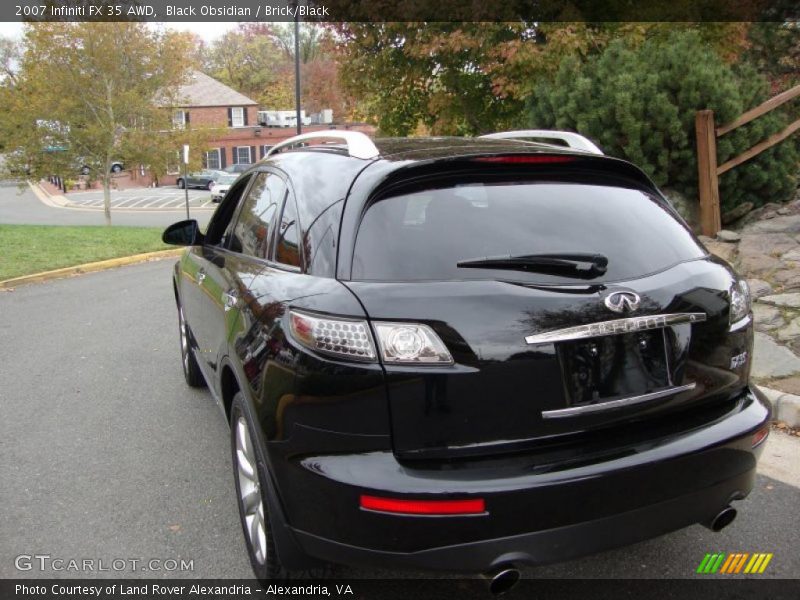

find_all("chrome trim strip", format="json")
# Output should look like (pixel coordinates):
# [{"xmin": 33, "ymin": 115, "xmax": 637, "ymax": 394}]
[
  {"xmin": 265, "ymin": 131, "xmax": 379, "ymax": 160},
  {"xmin": 525, "ymin": 312, "xmax": 707, "ymax": 345},
  {"xmin": 542, "ymin": 383, "xmax": 697, "ymax": 419}
]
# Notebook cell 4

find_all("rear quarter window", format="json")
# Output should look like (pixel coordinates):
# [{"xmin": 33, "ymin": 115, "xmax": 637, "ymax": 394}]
[{"xmin": 351, "ymin": 181, "xmax": 704, "ymax": 283}]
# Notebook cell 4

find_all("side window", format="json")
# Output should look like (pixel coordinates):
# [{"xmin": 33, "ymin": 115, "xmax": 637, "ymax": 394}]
[
  {"xmin": 204, "ymin": 174, "xmax": 252, "ymax": 246},
  {"xmin": 228, "ymin": 172, "xmax": 286, "ymax": 258},
  {"xmin": 274, "ymin": 191, "xmax": 302, "ymax": 268}
]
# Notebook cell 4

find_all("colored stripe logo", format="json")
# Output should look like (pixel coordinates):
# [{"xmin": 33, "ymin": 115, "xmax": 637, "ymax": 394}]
[{"xmin": 696, "ymin": 553, "xmax": 773, "ymax": 574}]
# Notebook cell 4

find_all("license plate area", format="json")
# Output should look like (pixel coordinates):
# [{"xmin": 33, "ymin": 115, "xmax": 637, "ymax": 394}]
[{"xmin": 558, "ymin": 330, "xmax": 669, "ymax": 407}]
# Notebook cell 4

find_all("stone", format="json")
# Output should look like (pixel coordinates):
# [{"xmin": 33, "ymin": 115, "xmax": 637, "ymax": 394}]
[
  {"xmin": 771, "ymin": 270, "xmax": 800, "ymax": 292},
  {"xmin": 721, "ymin": 201, "xmax": 754, "ymax": 225},
  {"xmin": 760, "ymin": 293, "xmax": 800, "ymax": 309},
  {"xmin": 752, "ymin": 332, "xmax": 800, "ymax": 379},
  {"xmin": 767, "ymin": 376, "xmax": 800, "ymax": 396},
  {"xmin": 780, "ymin": 248, "xmax": 800, "ymax": 262},
  {"xmin": 738, "ymin": 233, "xmax": 798, "ymax": 257},
  {"xmin": 775, "ymin": 394, "xmax": 800, "ymax": 428},
  {"xmin": 778, "ymin": 207, "xmax": 791, "ymax": 216},
  {"xmin": 738, "ymin": 253, "xmax": 780, "ymax": 276},
  {"xmin": 716, "ymin": 229, "xmax": 741, "ymax": 243},
  {"xmin": 777, "ymin": 317, "xmax": 800, "ymax": 342},
  {"xmin": 752, "ymin": 303, "xmax": 785, "ymax": 332},
  {"xmin": 704, "ymin": 241, "xmax": 736, "ymax": 263},
  {"xmin": 743, "ymin": 215, "xmax": 800, "ymax": 234},
  {"xmin": 747, "ymin": 279, "xmax": 773, "ymax": 299},
  {"xmin": 663, "ymin": 188, "xmax": 699, "ymax": 232}
]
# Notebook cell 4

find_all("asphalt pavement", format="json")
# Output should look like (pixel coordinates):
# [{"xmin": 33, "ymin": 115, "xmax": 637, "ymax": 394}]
[
  {"xmin": 0, "ymin": 180, "xmax": 213, "ymax": 229},
  {"xmin": 65, "ymin": 187, "xmax": 214, "ymax": 211},
  {"xmin": 1, "ymin": 259, "xmax": 798, "ymax": 581}
]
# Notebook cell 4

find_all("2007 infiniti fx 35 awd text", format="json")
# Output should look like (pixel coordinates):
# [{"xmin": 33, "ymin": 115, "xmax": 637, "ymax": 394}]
[{"xmin": 162, "ymin": 130, "xmax": 770, "ymax": 588}]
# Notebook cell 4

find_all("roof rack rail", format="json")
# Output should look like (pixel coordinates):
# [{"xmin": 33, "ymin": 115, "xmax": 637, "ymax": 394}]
[
  {"xmin": 480, "ymin": 130, "xmax": 604, "ymax": 155},
  {"xmin": 265, "ymin": 131, "xmax": 380, "ymax": 160}
]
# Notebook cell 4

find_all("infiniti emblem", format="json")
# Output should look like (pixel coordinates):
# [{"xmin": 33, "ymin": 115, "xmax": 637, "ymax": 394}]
[{"xmin": 604, "ymin": 291, "xmax": 641, "ymax": 314}]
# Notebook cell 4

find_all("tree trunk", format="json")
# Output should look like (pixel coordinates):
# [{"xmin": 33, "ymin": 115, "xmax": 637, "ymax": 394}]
[{"xmin": 102, "ymin": 175, "xmax": 112, "ymax": 226}]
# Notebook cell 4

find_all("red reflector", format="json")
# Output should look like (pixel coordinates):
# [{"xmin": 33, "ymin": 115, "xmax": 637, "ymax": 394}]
[
  {"xmin": 360, "ymin": 495, "xmax": 485, "ymax": 515},
  {"xmin": 752, "ymin": 426, "xmax": 769, "ymax": 448},
  {"xmin": 473, "ymin": 155, "xmax": 576, "ymax": 164}
]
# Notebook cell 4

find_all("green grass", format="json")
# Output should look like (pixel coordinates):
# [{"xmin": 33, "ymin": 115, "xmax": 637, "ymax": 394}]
[{"xmin": 0, "ymin": 225, "xmax": 170, "ymax": 280}]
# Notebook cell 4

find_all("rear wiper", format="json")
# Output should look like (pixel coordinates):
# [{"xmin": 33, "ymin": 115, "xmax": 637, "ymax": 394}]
[{"xmin": 457, "ymin": 253, "xmax": 608, "ymax": 278}]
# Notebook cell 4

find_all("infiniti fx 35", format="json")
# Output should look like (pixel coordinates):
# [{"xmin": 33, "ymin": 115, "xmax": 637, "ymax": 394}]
[{"xmin": 162, "ymin": 131, "xmax": 770, "ymax": 581}]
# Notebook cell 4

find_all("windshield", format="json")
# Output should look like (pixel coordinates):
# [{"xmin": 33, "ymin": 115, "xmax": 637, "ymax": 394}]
[
  {"xmin": 218, "ymin": 175, "xmax": 238, "ymax": 184},
  {"xmin": 352, "ymin": 181, "xmax": 705, "ymax": 283}
]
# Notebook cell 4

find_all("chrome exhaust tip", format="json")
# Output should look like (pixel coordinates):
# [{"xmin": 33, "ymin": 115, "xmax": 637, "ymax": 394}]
[
  {"xmin": 482, "ymin": 564, "xmax": 521, "ymax": 596},
  {"xmin": 704, "ymin": 506, "xmax": 737, "ymax": 532}
]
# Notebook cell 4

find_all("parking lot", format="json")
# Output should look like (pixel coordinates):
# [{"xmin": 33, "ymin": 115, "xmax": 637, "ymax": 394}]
[{"xmin": 65, "ymin": 187, "xmax": 215, "ymax": 211}]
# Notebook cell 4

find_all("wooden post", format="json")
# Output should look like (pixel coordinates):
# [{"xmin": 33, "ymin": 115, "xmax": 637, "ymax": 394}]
[{"xmin": 695, "ymin": 110, "xmax": 721, "ymax": 236}]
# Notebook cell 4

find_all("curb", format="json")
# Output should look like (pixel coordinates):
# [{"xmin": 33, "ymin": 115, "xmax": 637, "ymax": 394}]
[
  {"xmin": 0, "ymin": 249, "xmax": 183, "ymax": 289},
  {"xmin": 757, "ymin": 385, "xmax": 800, "ymax": 428},
  {"xmin": 29, "ymin": 181, "xmax": 70, "ymax": 208}
]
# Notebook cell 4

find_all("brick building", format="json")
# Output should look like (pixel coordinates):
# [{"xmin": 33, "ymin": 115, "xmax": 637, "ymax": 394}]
[{"xmin": 156, "ymin": 71, "xmax": 374, "ymax": 185}]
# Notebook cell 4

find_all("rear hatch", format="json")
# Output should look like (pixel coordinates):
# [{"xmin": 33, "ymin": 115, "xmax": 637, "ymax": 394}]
[{"xmin": 344, "ymin": 159, "xmax": 748, "ymax": 460}]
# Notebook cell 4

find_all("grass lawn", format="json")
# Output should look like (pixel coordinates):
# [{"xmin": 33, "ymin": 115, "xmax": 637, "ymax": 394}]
[{"xmin": 0, "ymin": 225, "xmax": 170, "ymax": 280}]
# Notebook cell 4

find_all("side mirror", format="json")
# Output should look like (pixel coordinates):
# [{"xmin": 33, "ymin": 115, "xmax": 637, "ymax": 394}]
[{"xmin": 162, "ymin": 219, "xmax": 202, "ymax": 246}]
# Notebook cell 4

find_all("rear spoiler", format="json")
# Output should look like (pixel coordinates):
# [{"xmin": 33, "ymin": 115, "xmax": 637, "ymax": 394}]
[{"xmin": 480, "ymin": 130, "xmax": 603, "ymax": 156}]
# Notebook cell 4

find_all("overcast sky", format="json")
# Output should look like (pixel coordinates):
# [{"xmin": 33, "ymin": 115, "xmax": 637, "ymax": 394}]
[{"xmin": 0, "ymin": 21, "xmax": 240, "ymax": 41}]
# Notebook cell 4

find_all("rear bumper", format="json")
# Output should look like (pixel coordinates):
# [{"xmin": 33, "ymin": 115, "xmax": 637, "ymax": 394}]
[{"xmin": 274, "ymin": 386, "xmax": 771, "ymax": 573}]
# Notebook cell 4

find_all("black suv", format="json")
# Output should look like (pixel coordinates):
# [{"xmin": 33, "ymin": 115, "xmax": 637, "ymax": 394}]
[{"xmin": 163, "ymin": 131, "xmax": 770, "ymax": 588}]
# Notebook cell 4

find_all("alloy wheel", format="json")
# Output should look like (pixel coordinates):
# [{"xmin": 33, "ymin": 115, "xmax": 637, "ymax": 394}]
[{"xmin": 236, "ymin": 416, "xmax": 267, "ymax": 565}]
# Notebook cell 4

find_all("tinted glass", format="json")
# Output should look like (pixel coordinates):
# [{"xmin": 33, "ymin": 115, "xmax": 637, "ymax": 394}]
[
  {"xmin": 275, "ymin": 192, "xmax": 302, "ymax": 268},
  {"xmin": 204, "ymin": 174, "xmax": 251, "ymax": 245},
  {"xmin": 352, "ymin": 182, "xmax": 704, "ymax": 283},
  {"xmin": 229, "ymin": 172, "xmax": 285, "ymax": 258}
]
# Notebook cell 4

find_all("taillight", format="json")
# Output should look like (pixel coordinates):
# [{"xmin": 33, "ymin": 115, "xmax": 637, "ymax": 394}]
[
  {"xmin": 730, "ymin": 280, "xmax": 751, "ymax": 325},
  {"xmin": 473, "ymin": 155, "xmax": 575, "ymax": 164},
  {"xmin": 289, "ymin": 310, "xmax": 377, "ymax": 361},
  {"xmin": 373, "ymin": 322, "xmax": 453, "ymax": 365},
  {"xmin": 360, "ymin": 495, "xmax": 486, "ymax": 516},
  {"xmin": 752, "ymin": 426, "xmax": 769, "ymax": 448}
]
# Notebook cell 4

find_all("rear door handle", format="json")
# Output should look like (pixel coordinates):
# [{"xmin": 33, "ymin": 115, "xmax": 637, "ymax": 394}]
[
  {"xmin": 223, "ymin": 290, "xmax": 238, "ymax": 311},
  {"xmin": 196, "ymin": 269, "xmax": 206, "ymax": 284}
]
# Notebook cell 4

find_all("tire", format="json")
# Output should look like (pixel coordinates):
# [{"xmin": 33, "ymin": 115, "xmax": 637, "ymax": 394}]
[
  {"xmin": 177, "ymin": 179, "xmax": 185, "ymax": 189},
  {"xmin": 230, "ymin": 393, "xmax": 290, "ymax": 581},
  {"xmin": 178, "ymin": 302, "xmax": 206, "ymax": 388},
  {"xmin": 80, "ymin": 166, "xmax": 90, "ymax": 176},
  {"xmin": 207, "ymin": 180, "xmax": 215, "ymax": 191},
  {"xmin": 111, "ymin": 164, "xmax": 122, "ymax": 173}
]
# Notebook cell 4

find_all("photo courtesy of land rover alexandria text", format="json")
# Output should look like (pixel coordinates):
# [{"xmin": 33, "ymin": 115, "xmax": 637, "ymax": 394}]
[{"xmin": 162, "ymin": 130, "xmax": 770, "ymax": 589}]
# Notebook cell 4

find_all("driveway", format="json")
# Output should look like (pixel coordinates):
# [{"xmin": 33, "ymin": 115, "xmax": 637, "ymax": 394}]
[{"xmin": 1, "ymin": 260, "xmax": 799, "ymax": 581}]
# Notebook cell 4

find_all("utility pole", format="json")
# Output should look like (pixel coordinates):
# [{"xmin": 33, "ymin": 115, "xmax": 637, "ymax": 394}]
[
  {"xmin": 182, "ymin": 144, "xmax": 190, "ymax": 219},
  {"xmin": 294, "ymin": 8, "xmax": 301, "ymax": 135}
]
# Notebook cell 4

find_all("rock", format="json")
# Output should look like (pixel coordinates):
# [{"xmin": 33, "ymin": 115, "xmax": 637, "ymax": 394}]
[
  {"xmin": 752, "ymin": 332, "xmax": 800, "ymax": 379},
  {"xmin": 738, "ymin": 233, "xmax": 798, "ymax": 257},
  {"xmin": 743, "ymin": 215, "xmax": 800, "ymax": 234},
  {"xmin": 775, "ymin": 394, "xmax": 800, "ymax": 428},
  {"xmin": 697, "ymin": 235, "xmax": 714, "ymax": 245},
  {"xmin": 753, "ymin": 304, "xmax": 785, "ymax": 332},
  {"xmin": 761, "ymin": 211, "xmax": 778, "ymax": 220},
  {"xmin": 760, "ymin": 293, "xmax": 800, "ymax": 309},
  {"xmin": 716, "ymin": 229, "xmax": 741, "ymax": 243},
  {"xmin": 738, "ymin": 253, "xmax": 781, "ymax": 276},
  {"xmin": 704, "ymin": 240, "xmax": 736, "ymax": 263},
  {"xmin": 778, "ymin": 317, "xmax": 800, "ymax": 341},
  {"xmin": 781, "ymin": 248, "xmax": 800, "ymax": 262},
  {"xmin": 747, "ymin": 279, "xmax": 773, "ymax": 299},
  {"xmin": 764, "ymin": 377, "xmax": 800, "ymax": 396},
  {"xmin": 721, "ymin": 201, "xmax": 754, "ymax": 225},
  {"xmin": 771, "ymin": 269, "xmax": 800, "ymax": 292},
  {"xmin": 778, "ymin": 207, "xmax": 791, "ymax": 216}
]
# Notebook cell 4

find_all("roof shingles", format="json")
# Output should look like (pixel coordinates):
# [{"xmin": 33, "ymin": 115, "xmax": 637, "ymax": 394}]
[{"xmin": 175, "ymin": 70, "xmax": 257, "ymax": 108}]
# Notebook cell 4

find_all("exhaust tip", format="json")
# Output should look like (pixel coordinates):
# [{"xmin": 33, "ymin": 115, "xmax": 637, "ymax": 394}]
[
  {"xmin": 483, "ymin": 565, "xmax": 521, "ymax": 596},
  {"xmin": 707, "ymin": 506, "xmax": 737, "ymax": 532}
]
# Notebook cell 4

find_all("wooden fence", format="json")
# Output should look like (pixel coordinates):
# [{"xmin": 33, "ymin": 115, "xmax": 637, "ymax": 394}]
[{"xmin": 695, "ymin": 84, "xmax": 800, "ymax": 236}]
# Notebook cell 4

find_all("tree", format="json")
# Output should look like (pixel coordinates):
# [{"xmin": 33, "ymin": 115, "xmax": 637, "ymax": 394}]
[
  {"xmin": 4, "ymin": 23, "xmax": 193, "ymax": 225},
  {"xmin": 528, "ymin": 30, "xmax": 798, "ymax": 213}
]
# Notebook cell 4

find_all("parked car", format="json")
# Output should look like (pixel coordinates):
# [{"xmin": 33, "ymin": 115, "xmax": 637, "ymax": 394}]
[
  {"xmin": 224, "ymin": 163, "xmax": 253, "ymax": 174},
  {"xmin": 162, "ymin": 130, "xmax": 769, "ymax": 590},
  {"xmin": 210, "ymin": 173, "xmax": 239, "ymax": 202},
  {"xmin": 80, "ymin": 161, "xmax": 123, "ymax": 175},
  {"xmin": 176, "ymin": 169, "xmax": 225, "ymax": 191}
]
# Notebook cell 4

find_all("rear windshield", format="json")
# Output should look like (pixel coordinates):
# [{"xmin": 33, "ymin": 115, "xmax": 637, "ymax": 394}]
[{"xmin": 352, "ymin": 181, "xmax": 705, "ymax": 283}]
